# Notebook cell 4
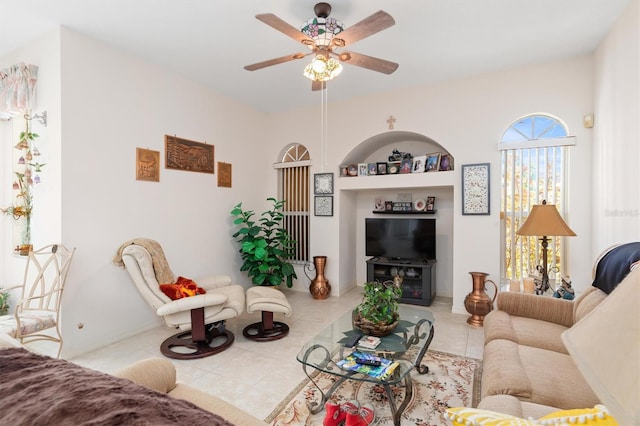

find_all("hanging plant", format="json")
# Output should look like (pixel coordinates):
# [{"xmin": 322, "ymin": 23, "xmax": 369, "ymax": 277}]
[{"xmin": 1, "ymin": 118, "xmax": 44, "ymax": 255}]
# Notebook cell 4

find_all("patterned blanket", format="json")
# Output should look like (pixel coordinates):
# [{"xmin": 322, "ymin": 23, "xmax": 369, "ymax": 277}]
[{"xmin": 0, "ymin": 348, "xmax": 232, "ymax": 425}]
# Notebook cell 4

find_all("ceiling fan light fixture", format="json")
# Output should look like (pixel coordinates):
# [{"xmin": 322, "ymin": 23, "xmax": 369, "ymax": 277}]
[
  {"xmin": 301, "ymin": 17, "xmax": 345, "ymax": 47},
  {"xmin": 303, "ymin": 55, "xmax": 343, "ymax": 82}
]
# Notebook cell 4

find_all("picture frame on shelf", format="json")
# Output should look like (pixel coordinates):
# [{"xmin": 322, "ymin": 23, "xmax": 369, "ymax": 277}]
[
  {"xmin": 367, "ymin": 163, "xmax": 377, "ymax": 175},
  {"xmin": 314, "ymin": 172, "xmax": 334, "ymax": 194},
  {"xmin": 374, "ymin": 197, "xmax": 385, "ymax": 211},
  {"xmin": 347, "ymin": 164, "xmax": 358, "ymax": 176},
  {"xmin": 340, "ymin": 166, "xmax": 348, "ymax": 177},
  {"xmin": 314, "ymin": 196, "xmax": 333, "ymax": 217},
  {"xmin": 387, "ymin": 161, "xmax": 401, "ymax": 174},
  {"xmin": 358, "ymin": 163, "xmax": 368, "ymax": 176},
  {"xmin": 439, "ymin": 154, "xmax": 453, "ymax": 171},
  {"xmin": 400, "ymin": 158, "xmax": 412, "ymax": 174},
  {"xmin": 377, "ymin": 162, "xmax": 388, "ymax": 175},
  {"xmin": 462, "ymin": 163, "xmax": 490, "ymax": 215},
  {"xmin": 425, "ymin": 152, "xmax": 441, "ymax": 172},
  {"xmin": 412, "ymin": 155, "xmax": 426, "ymax": 173},
  {"xmin": 426, "ymin": 196, "xmax": 436, "ymax": 211}
]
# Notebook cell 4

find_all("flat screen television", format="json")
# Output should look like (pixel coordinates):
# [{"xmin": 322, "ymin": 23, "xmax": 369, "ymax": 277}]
[{"xmin": 365, "ymin": 218, "xmax": 436, "ymax": 261}]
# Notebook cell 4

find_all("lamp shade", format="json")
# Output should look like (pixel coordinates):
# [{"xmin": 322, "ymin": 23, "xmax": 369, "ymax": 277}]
[{"xmin": 516, "ymin": 201, "xmax": 576, "ymax": 237}]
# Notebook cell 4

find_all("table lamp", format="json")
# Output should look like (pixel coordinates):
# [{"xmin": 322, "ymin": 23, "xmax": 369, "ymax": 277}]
[{"xmin": 516, "ymin": 200, "xmax": 576, "ymax": 294}]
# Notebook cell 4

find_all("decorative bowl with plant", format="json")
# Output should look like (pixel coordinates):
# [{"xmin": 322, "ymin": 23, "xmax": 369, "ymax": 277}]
[
  {"xmin": 353, "ymin": 280, "xmax": 403, "ymax": 336},
  {"xmin": 230, "ymin": 197, "xmax": 297, "ymax": 287}
]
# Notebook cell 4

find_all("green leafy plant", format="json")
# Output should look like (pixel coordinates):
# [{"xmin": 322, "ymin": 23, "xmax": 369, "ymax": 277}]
[
  {"xmin": 355, "ymin": 281, "xmax": 403, "ymax": 325},
  {"xmin": 231, "ymin": 198, "xmax": 297, "ymax": 287},
  {"xmin": 0, "ymin": 288, "xmax": 10, "ymax": 316}
]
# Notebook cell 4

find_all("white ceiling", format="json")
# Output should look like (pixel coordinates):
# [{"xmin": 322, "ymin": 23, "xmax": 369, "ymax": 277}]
[{"xmin": 0, "ymin": 0, "xmax": 631, "ymax": 113}]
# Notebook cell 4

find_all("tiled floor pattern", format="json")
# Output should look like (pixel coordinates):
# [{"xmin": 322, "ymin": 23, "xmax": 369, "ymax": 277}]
[{"xmin": 31, "ymin": 287, "xmax": 484, "ymax": 421}]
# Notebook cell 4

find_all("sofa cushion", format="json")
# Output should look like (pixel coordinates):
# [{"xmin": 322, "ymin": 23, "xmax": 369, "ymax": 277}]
[
  {"xmin": 447, "ymin": 404, "xmax": 618, "ymax": 426},
  {"xmin": 482, "ymin": 339, "xmax": 532, "ymax": 400},
  {"xmin": 482, "ymin": 339, "xmax": 600, "ymax": 410},
  {"xmin": 562, "ymin": 268, "xmax": 639, "ymax": 425},
  {"xmin": 518, "ymin": 344, "xmax": 600, "ymax": 409},
  {"xmin": 572, "ymin": 286, "xmax": 607, "ymax": 323},
  {"xmin": 484, "ymin": 311, "xmax": 569, "ymax": 354}
]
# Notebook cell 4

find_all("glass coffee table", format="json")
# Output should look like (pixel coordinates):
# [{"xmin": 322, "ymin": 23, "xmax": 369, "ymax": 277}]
[{"xmin": 296, "ymin": 304, "xmax": 435, "ymax": 426}]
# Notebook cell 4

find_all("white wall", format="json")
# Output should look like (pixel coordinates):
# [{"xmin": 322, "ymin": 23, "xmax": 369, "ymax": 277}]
[
  {"xmin": 269, "ymin": 55, "xmax": 595, "ymax": 314},
  {"xmin": 592, "ymin": 0, "xmax": 640, "ymax": 255},
  {"xmin": 53, "ymin": 28, "xmax": 270, "ymax": 358}
]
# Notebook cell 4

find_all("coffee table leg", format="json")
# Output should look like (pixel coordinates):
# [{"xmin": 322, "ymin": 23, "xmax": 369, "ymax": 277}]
[
  {"xmin": 383, "ymin": 373, "xmax": 413, "ymax": 426},
  {"xmin": 303, "ymin": 362, "xmax": 351, "ymax": 414},
  {"xmin": 414, "ymin": 324, "xmax": 435, "ymax": 374}
]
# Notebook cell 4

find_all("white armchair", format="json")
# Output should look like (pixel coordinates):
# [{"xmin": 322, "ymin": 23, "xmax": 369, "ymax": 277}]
[{"xmin": 115, "ymin": 238, "xmax": 244, "ymax": 359}]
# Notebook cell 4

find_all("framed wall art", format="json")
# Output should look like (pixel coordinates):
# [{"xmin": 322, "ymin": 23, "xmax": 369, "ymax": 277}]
[
  {"xmin": 314, "ymin": 196, "xmax": 333, "ymax": 216},
  {"xmin": 136, "ymin": 147, "xmax": 160, "ymax": 182},
  {"xmin": 314, "ymin": 173, "xmax": 334, "ymax": 194},
  {"xmin": 217, "ymin": 161, "xmax": 232, "ymax": 188},
  {"xmin": 462, "ymin": 163, "xmax": 490, "ymax": 215},
  {"xmin": 165, "ymin": 135, "xmax": 214, "ymax": 174}
]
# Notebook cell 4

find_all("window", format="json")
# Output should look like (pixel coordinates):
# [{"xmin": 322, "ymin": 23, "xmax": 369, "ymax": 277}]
[
  {"xmin": 274, "ymin": 144, "xmax": 311, "ymax": 264},
  {"xmin": 500, "ymin": 113, "xmax": 575, "ymax": 282}
]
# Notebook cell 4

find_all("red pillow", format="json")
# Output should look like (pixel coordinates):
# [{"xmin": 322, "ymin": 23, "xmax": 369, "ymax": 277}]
[{"xmin": 159, "ymin": 276, "xmax": 206, "ymax": 300}]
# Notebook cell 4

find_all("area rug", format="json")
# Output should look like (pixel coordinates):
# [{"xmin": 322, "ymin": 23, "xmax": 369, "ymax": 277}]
[{"xmin": 265, "ymin": 348, "xmax": 482, "ymax": 426}]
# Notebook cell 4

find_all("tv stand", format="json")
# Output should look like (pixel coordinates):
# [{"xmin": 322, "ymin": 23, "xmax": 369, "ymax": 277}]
[{"xmin": 366, "ymin": 257, "xmax": 436, "ymax": 306}]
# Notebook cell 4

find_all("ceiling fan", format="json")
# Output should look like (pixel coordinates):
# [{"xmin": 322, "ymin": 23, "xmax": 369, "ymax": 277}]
[{"xmin": 244, "ymin": 2, "xmax": 399, "ymax": 91}]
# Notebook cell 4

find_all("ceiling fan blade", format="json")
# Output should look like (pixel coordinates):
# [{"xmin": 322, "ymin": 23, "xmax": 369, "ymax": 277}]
[
  {"xmin": 331, "ymin": 11, "xmax": 395, "ymax": 47},
  {"xmin": 244, "ymin": 52, "xmax": 309, "ymax": 71},
  {"xmin": 338, "ymin": 51, "xmax": 398, "ymax": 74},
  {"xmin": 311, "ymin": 80, "xmax": 326, "ymax": 91},
  {"xmin": 256, "ymin": 13, "xmax": 314, "ymax": 45}
]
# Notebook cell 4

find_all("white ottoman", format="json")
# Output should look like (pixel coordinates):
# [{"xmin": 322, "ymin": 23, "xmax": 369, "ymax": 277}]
[{"xmin": 243, "ymin": 286, "xmax": 292, "ymax": 341}]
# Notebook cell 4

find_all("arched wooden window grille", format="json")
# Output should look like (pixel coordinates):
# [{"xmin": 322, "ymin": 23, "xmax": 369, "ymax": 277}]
[{"xmin": 274, "ymin": 144, "xmax": 311, "ymax": 263}]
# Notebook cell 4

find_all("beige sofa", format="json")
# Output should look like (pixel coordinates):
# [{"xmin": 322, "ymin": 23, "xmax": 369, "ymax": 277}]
[
  {"xmin": 478, "ymin": 260, "xmax": 638, "ymax": 421},
  {"xmin": 115, "ymin": 357, "xmax": 268, "ymax": 425}
]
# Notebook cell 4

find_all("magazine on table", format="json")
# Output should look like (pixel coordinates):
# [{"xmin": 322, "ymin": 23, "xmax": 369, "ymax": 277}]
[{"xmin": 336, "ymin": 351, "xmax": 399, "ymax": 380}]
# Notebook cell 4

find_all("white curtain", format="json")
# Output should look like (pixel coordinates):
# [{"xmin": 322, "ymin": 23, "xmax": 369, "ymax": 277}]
[{"xmin": 0, "ymin": 62, "xmax": 39, "ymax": 119}]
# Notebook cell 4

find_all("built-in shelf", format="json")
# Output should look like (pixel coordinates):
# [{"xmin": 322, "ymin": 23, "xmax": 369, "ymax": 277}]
[{"xmin": 372, "ymin": 210, "xmax": 437, "ymax": 214}]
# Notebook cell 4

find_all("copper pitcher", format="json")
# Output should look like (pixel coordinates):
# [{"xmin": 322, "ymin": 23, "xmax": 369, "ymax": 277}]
[
  {"xmin": 464, "ymin": 271, "xmax": 498, "ymax": 327},
  {"xmin": 304, "ymin": 256, "xmax": 331, "ymax": 300}
]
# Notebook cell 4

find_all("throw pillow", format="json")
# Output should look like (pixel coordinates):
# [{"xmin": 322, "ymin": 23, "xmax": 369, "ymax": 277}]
[
  {"xmin": 159, "ymin": 276, "xmax": 206, "ymax": 300},
  {"xmin": 447, "ymin": 405, "xmax": 618, "ymax": 426}
]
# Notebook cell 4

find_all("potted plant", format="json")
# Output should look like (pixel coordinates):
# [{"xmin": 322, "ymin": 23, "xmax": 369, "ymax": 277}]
[
  {"xmin": 0, "ymin": 288, "xmax": 9, "ymax": 316},
  {"xmin": 353, "ymin": 280, "xmax": 403, "ymax": 336},
  {"xmin": 231, "ymin": 198, "xmax": 297, "ymax": 287}
]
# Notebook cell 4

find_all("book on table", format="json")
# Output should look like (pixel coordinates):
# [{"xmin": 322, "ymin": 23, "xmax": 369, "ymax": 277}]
[
  {"xmin": 358, "ymin": 335, "xmax": 381, "ymax": 349},
  {"xmin": 336, "ymin": 351, "xmax": 399, "ymax": 380}
]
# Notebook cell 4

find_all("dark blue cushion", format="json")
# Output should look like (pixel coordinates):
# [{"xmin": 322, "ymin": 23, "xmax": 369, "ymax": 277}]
[{"xmin": 592, "ymin": 242, "xmax": 640, "ymax": 294}]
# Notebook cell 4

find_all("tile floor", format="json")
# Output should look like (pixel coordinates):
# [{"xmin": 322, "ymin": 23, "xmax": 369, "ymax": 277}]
[{"xmin": 33, "ymin": 287, "xmax": 485, "ymax": 421}]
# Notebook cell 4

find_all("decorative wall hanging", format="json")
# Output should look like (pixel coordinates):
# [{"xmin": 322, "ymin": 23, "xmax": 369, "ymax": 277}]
[
  {"xmin": 314, "ymin": 196, "xmax": 333, "ymax": 217},
  {"xmin": 462, "ymin": 163, "xmax": 490, "ymax": 215},
  {"xmin": 314, "ymin": 173, "xmax": 334, "ymax": 194},
  {"xmin": 217, "ymin": 162, "xmax": 232, "ymax": 188},
  {"xmin": 0, "ymin": 62, "xmax": 38, "ymax": 118},
  {"xmin": 164, "ymin": 135, "xmax": 214, "ymax": 174},
  {"xmin": 136, "ymin": 148, "xmax": 160, "ymax": 182}
]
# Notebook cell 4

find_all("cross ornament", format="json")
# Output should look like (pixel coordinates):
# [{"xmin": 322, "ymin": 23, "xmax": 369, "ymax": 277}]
[{"xmin": 387, "ymin": 115, "xmax": 396, "ymax": 130}]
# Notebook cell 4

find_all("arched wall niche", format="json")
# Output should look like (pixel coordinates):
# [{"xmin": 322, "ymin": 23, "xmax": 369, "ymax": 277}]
[{"xmin": 341, "ymin": 130, "xmax": 453, "ymax": 165}]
